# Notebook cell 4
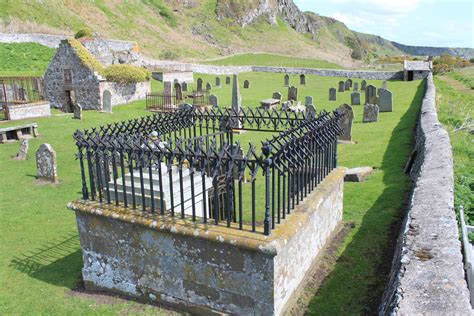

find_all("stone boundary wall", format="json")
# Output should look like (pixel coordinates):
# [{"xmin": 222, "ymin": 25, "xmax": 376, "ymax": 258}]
[
  {"xmin": 379, "ymin": 74, "xmax": 472, "ymax": 315},
  {"xmin": 4, "ymin": 101, "xmax": 51, "ymax": 121},
  {"xmin": 99, "ymin": 81, "xmax": 150, "ymax": 108}
]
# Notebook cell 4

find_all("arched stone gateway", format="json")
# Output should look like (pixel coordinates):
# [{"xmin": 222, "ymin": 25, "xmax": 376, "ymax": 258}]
[{"xmin": 103, "ymin": 90, "xmax": 112, "ymax": 113}]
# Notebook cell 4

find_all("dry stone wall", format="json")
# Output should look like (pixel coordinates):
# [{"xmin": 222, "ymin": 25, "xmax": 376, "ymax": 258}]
[{"xmin": 99, "ymin": 81, "xmax": 150, "ymax": 108}]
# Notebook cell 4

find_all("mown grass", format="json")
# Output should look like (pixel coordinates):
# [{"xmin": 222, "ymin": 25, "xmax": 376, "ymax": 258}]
[
  {"xmin": 0, "ymin": 43, "xmax": 55, "ymax": 76},
  {"xmin": 0, "ymin": 71, "xmax": 422, "ymax": 314},
  {"xmin": 435, "ymin": 76, "xmax": 473, "ymax": 223}
]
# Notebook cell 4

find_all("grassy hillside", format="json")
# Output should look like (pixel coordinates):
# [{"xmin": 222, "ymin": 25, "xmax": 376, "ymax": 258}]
[
  {"xmin": 204, "ymin": 53, "xmax": 342, "ymax": 68},
  {"xmin": 0, "ymin": 43, "xmax": 55, "ymax": 76}
]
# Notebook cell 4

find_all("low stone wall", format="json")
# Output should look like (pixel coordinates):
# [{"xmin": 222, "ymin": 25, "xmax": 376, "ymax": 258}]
[
  {"xmin": 379, "ymin": 74, "xmax": 472, "ymax": 314},
  {"xmin": 4, "ymin": 102, "xmax": 50, "ymax": 121},
  {"xmin": 69, "ymin": 167, "xmax": 346, "ymax": 315},
  {"xmin": 0, "ymin": 33, "xmax": 66, "ymax": 48},
  {"xmin": 99, "ymin": 81, "xmax": 150, "ymax": 109}
]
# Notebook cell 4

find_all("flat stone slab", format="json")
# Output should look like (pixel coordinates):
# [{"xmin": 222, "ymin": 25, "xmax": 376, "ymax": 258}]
[{"xmin": 344, "ymin": 167, "xmax": 374, "ymax": 182}]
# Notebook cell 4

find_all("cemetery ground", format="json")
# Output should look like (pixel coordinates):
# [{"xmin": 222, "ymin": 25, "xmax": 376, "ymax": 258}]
[{"xmin": 0, "ymin": 72, "xmax": 423, "ymax": 314}]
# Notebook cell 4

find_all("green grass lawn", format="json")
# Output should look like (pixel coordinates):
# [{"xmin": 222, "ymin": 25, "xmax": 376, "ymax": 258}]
[
  {"xmin": 0, "ymin": 72, "xmax": 423, "ymax": 314},
  {"xmin": 203, "ymin": 53, "xmax": 342, "ymax": 69},
  {"xmin": 435, "ymin": 76, "xmax": 473, "ymax": 223},
  {"xmin": 0, "ymin": 43, "xmax": 55, "ymax": 77}
]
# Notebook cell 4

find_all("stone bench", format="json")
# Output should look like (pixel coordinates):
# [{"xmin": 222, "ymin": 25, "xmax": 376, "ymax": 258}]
[
  {"xmin": 0, "ymin": 122, "xmax": 38, "ymax": 143},
  {"xmin": 260, "ymin": 98, "xmax": 281, "ymax": 110}
]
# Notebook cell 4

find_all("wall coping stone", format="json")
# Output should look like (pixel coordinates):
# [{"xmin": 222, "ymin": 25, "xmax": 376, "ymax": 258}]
[{"xmin": 68, "ymin": 167, "xmax": 346, "ymax": 256}]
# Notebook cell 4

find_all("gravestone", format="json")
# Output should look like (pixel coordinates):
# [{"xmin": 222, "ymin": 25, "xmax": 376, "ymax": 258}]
[
  {"xmin": 73, "ymin": 103, "xmax": 82, "ymax": 120},
  {"xmin": 351, "ymin": 92, "xmax": 361, "ymax": 105},
  {"xmin": 284, "ymin": 74, "xmax": 290, "ymax": 87},
  {"xmin": 347, "ymin": 79, "xmax": 353, "ymax": 87},
  {"xmin": 36, "ymin": 143, "xmax": 58, "ymax": 183},
  {"xmin": 15, "ymin": 139, "xmax": 29, "ymax": 160},
  {"xmin": 337, "ymin": 104, "xmax": 354, "ymax": 142},
  {"xmin": 365, "ymin": 84, "xmax": 377, "ymax": 104},
  {"xmin": 164, "ymin": 81, "xmax": 173, "ymax": 96},
  {"xmin": 197, "ymin": 78, "xmax": 203, "ymax": 92},
  {"xmin": 378, "ymin": 89, "xmax": 393, "ymax": 112},
  {"xmin": 305, "ymin": 96, "xmax": 313, "ymax": 107},
  {"xmin": 226, "ymin": 76, "xmax": 231, "ymax": 85},
  {"xmin": 216, "ymin": 77, "xmax": 221, "ymax": 87},
  {"xmin": 382, "ymin": 81, "xmax": 388, "ymax": 90},
  {"xmin": 329, "ymin": 88, "xmax": 337, "ymax": 101},
  {"xmin": 175, "ymin": 82, "xmax": 183, "ymax": 101},
  {"xmin": 306, "ymin": 104, "xmax": 316, "ymax": 118},
  {"xmin": 338, "ymin": 81, "xmax": 345, "ymax": 92},
  {"xmin": 288, "ymin": 86, "xmax": 298, "ymax": 101},
  {"xmin": 272, "ymin": 91, "xmax": 282, "ymax": 101},
  {"xmin": 353, "ymin": 82, "xmax": 359, "ymax": 91},
  {"xmin": 231, "ymin": 74, "xmax": 242, "ymax": 128},
  {"xmin": 231, "ymin": 144, "xmax": 244, "ymax": 180},
  {"xmin": 209, "ymin": 94, "xmax": 218, "ymax": 108},
  {"xmin": 363, "ymin": 104, "xmax": 379, "ymax": 123},
  {"xmin": 243, "ymin": 80, "xmax": 250, "ymax": 89},
  {"xmin": 206, "ymin": 82, "xmax": 212, "ymax": 91},
  {"xmin": 361, "ymin": 80, "xmax": 367, "ymax": 91},
  {"xmin": 182, "ymin": 82, "xmax": 188, "ymax": 92},
  {"xmin": 282, "ymin": 101, "xmax": 292, "ymax": 110},
  {"xmin": 102, "ymin": 90, "xmax": 112, "ymax": 113},
  {"xmin": 344, "ymin": 80, "xmax": 351, "ymax": 91},
  {"xmin": 300, "ymin": 74, "xmax": 306, "ymax": 85}
]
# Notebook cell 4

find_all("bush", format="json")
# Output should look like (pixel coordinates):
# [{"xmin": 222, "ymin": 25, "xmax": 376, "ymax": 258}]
[
  {"xmin": 74, "ymin": 28, "xmax": 94, "ymax": 39},
  {"xmin": 103, "ymin": 64, "xmax": 151, "ymax": 84},
  {"xmin": 469, "ymin": 58, "xmax": 474, "ymax": 64},
  {"xmin": 159, "ymin": 50, "xmax": 179, "ymax": 60}
]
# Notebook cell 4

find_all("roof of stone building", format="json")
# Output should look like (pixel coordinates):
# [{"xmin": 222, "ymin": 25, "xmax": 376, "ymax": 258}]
[{"xmin": 404, "ymin": 60, "xmax": 432, "ymax": 71}]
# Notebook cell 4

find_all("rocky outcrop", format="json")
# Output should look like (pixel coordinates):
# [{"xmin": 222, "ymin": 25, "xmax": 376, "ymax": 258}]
[{"xmin": 276, "ymin": 0, "xmax": 316, "ymax": 38}]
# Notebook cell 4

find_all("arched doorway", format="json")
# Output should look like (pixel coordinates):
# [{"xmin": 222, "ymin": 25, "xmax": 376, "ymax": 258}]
[{"xmin": 102, "ymin": 90, "xmax": 112, "ymax": 112}]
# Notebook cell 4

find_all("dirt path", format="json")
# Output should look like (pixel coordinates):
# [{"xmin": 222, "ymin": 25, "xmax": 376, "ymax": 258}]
[{"xmin": 437, "ymin": 75, "xmax": 474, "ymax": 95}]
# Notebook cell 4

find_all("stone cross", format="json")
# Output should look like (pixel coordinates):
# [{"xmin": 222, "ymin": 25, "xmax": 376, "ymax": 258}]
[
  {"xmin": 353, "ymin": 82, "xmax": 359, "ymax": 91},
  {"xmin": 288, "ymin": 86, "xmax": 298, "ymax": 101},
  {"xmin": 361, "ymin": 80, "xmax": 367, "ymax": 91},
  {"xmin": 175, "ymin": 82, "xmax": 183, "ymax": 101},
  {"xmin": 182, "ymin": 82, "xmax": 188, "ymax": 92},
  {"xmin": 284, "ymin": 74, "xmax": 290, "ymax": 87},
  {"xmin": 226, "ymin": 76, "xmax": 231, "ymax": 84},
  {"xmin": 365, "ymin": 84, "xmax": 377, "ymax": 105},
  {"xmin": 243, "ymin": 80, "xmax": 250, "ymax": 89},
  {"xmin": 272, "ymin": 91, "xmax": 282, "ymax": 101},
  {"xmin": 338, "ymin": 81, "xmax": 345, "ymax": 92},
  {"xmin": 209, "ymin": 94, "xmax": 218, "ymax": 108},
  {"xmin": 73, "ymin": 103, "xmax": 82, "ymax": 120},
  {"xmin": 363, "ymin": 104, "xmax": 379, "ymax": 123},
  {"xmin": 351, "ymin": 92, "xmax": 361, "ymax": 105},
  {"xmin": 36, "ymin": 143, "xmax": 58, "ymax": 183},
  {"xmin": 197, "ymin": 78, "xmax": 203, "ymax": 92},
  {"xmin": 300, "ymin": 74, "xmax": 306, "ymax": 85},
  {"xmin": 231, "ymin": 74, "xmax": 242, "ymax": 128},
  {"xmin": 378, "ymin": 89, "xmax": 393, "ymax": 112},
  {"xmin": 344, "ymin": 80, "xmax": 351, "ymax": 91},
  {"xmin": 337, "ymin": 104, "xmax": 354, "ymax": 142},
  {"xmin": 329, "ymin": 88, "xmax": 337, "ymax": 101},
  {"xmin": 206, "ymin": 82, "xmax": 212, "ymax": 91},
  {"xmin": 216, "ymin": 77, "xmax": 221, "ymax": 87},
  {"xmin": 15, "ymin": 139, "xmax": 29, "ymax": 160}
]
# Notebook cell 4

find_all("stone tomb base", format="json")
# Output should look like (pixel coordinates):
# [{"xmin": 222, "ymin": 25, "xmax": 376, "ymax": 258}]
[{"xmin": 69, "ymin": 168, "xmax": 346, "ymax": 315}]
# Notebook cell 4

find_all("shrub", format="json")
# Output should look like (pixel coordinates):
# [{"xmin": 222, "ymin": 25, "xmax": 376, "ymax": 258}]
[
  {"xmin": 103, "ymin": 64, "xmax": 151, "ymax": 84},
  {"xmin": 159, "ymin": 50, "xmax": 179, "ymax": 60},
  {"xmin": 67, "ymin": 38, "xmax": 105, "ymax": 75},
  {"xmin": 74, "ymin": 28, "xmax": 94, "ymax": 39},
  {"xmin": 470, "ymin": 58, "xmax": 474, "ymax": 64}
]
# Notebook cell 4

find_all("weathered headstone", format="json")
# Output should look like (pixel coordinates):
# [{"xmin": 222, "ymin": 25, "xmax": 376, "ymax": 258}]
[
  {"xmin": 243, "ymin": 80, "xmax": 250, "ymax": 89},
  {"xmin": 226, "ymin": 76, "xmax": 231, "ymax": 85},
  {"xmin": 175, "ymin": 82, "xmax": 183, "ymax": 101},
  {"xmin": 347, "ymin": 79, "xmax": 353, "ymax": 87},
  {"xmin": 365, "ymin": 84, "xmax": 377, "ymax": 105},
  {"xmin": 329, "ymin": 88, "xmax": 337, "ymax": 101},
  {"xmin": 378, "ymin": 89, "xmax": 393, "ymax": 112},
  {"xmin": 197, "ymin": 78, "xmax": 203, "ymax": 92},
  {"xmin": 351, "ymin": 92, "xmax": 361, "ymax": 105},
  {"xmin": 338, "ymin": 81, "xmax": 345, "ymax": 92},
  {"xmin": 206, "ymin": 82, "xmax": 212, "ymax": 91},
  {"xmin": 164, "ymin": 81, "xmax": 173, "ymax": 96},
  {"xmin": 344, "ymin": 80, "xmax": 351, "ymax": 91},
  {"xmin": 36, "ymin": 143, "xmax": 58, "ymax": 183},
  {"xmin": 231, "ymin": 74, "xmax": 242, "ymax": 128},
  {"xmin": 209, "ymin": 94, "xmax": 218, "ymax": 107},
  {"xmin": 337, "ymin": 104, "xmax": 354, "ymax": 142},
  {"xmin": 306, "ymin": 104, "xmax": 316, "ymax": 118},
  {"xmin": 353, "ymin": 82, "xmax": 359, "ymax": 91},
  {"xmin": 363, "ymin": 104, "xmax": 379, "ymax": 123},
  {"xmin": 272, "ymin": 91, "xmax": 282, "ymax": 101},
  {"xmin": 15, "ymin": 139, "xmax": 29, "ymax": 160},
  {"xmin": 284, "ymin": 74, "xmax": 290, "ymax": 87},
  {"xmin": 382, "ymin": 81, "xmax": 388, "ymax": 90},
  {"xmin": 215, "ymin": 77, "xmax": 221, "ymax": 87},
  {"xmin": 361, "ymin": 80, "xmax": 367, "ymax": 91},
  {"xmin": 288, "ymin": 86, "xmax": 298, "ymax": 101},
  {"xmin": 300, "ymin": 74, "xmax": 306, "ymax": 85},
  {"xmin": 305, "ymin": 96, "xmax": 313, "ymax": 107},
  {"xmin": 73, "ymin": 103, "xmax": 82, "ymax": 120},
  {"xmin": 182, "ymin": 82, "xmax": 188, "ymax": 92}
]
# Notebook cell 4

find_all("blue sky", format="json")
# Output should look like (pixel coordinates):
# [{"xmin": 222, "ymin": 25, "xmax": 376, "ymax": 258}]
[{"xmin": 294, "ymin": 0, "xmax": 474, "ymax": 48}]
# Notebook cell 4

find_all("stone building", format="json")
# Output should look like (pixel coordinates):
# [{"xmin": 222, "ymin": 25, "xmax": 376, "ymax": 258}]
[
  {"xmin": 403, "ymin": 60, "xmax": 432, "ymax": 81},
  {"xmin": 44, "ymin": 39, "xmax": 150, "ymax": 112}
]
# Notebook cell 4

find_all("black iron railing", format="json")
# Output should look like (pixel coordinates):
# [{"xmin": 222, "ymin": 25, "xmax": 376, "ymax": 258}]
[
  {"xmin": 73, "ymin": 107, "xmax": 343, "ymax": 235},
  {"xmin": 146, "ymin": 90, "xmax": 210, "ymax": 112}
]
